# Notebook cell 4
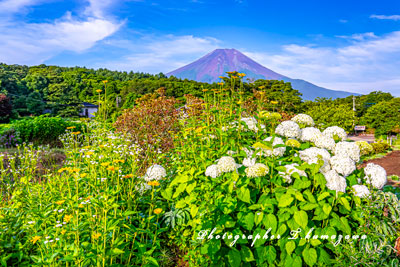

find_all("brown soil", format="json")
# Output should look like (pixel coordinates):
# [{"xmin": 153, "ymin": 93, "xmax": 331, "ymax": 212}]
[{"xmin": 360, "ymin": 150, "xmax": 400, "ymax": 187}]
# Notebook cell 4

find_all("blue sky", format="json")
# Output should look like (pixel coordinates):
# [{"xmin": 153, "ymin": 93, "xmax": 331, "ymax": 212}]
[{"xmin": 1, "ymin": 0, "xmax": 400, "ymax": 95}]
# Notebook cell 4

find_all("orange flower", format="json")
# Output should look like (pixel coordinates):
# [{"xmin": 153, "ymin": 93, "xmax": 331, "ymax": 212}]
[
  {"xmin": 55, "ymin": 200, "xmax": 65, "ymax": 205},
  {"xmin": 102, "ymin": 80, "xmax": 108, "ymax": 83},
  {"xmin": 31, "ymin": 236, "xmax": 41, "ymax": 244},
  {"xmin": 64, "ymin": 214, "xmax": 73, "ymax": 223},
  {"xmin": 123, "ymin": 174, "xmax": 134, "ymax": 179},
  {"xmin": 154, "ymin": 208, "xmax": 163, "ymax": 215},
  {"xmin": 71, "ymin": 131, "xmax": 81, "ymax": 135},
  {"xmin": 107, "ymin": 166, "xmax": 119, "ymax": 171},
  {"xmin": 92, "ymin": 232, "xmax": 101, "ymax": 240},
  {"xmin": 101, "ymin": 162, "xmax": 110, "ymax": 167},
  {"xmin": 219, "ymin": 76, "xmax": 225, "ymax": 79},
  {"xmin": 96, "ymin": 89, "xmax": 102, "ymax": 93},
  {"xmin": 66, "ymin": 126, "xmax": 76, "ymax": 130},
  {"xmin": 148, "ymin": 181, "xmax": 160, "ymax": 186}
]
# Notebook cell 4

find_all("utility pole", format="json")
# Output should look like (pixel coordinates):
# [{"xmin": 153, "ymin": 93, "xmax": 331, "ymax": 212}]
[{"xmin": 352, "ymin": 95, "xmax": 356, "ymax": 134}]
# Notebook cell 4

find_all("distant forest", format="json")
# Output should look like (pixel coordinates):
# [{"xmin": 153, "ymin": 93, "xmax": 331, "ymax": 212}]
[{"xmin": 0, "ymin": 63, "xmax": 302, "ymax": 120}]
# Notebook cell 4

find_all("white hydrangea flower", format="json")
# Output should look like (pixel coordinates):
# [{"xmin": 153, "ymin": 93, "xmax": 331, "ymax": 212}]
[
  {"xmin": 300, "ymin": 127, "xmax": 322, "ymax": 143},
  {"xmin": 364, "ymin": 163, "xmax": 387, "ymax": 189},
  {"xmin": 242, "ymin": 157, "xmax": 256, "ymax": 167},
  {"xmin": 205, "ymin": 164, "xmax": 221, "ymax": 178},
  {"xmin": 261, "ymin": 136, "xmax": 286, "ymax": 157},
  {"xmin": 242, "ymin": 147, "xmax": 254, "ymax": 158},
  {"xmin": 314, "ymin": 134, "xmax": 336, "ymax": 151},
  {"xmin": 323, "ymin": 126, "xmax": 347, "ymax": 141},
  {"xmin": 334, "ymin": 141, "xmax": 360, "ymax": 162},
  {"xmin": 352, "ymin": 185, "xmax": 371, "ymax": 198},
  {"xmin": 241, "ymin": 117, "xmax": 258, "ymax": 132},
  {"xmin": 217, "ymin": 156, "xmax": 237, "ymax": 173},
  {"xmin": 299, "ymin": 147, "xmax": 331, "ymax": 173},
  {"xmin": 275, "ymin": 120, "xmax": 301, "ymax": 138},
  {"xmin": 323, "ymin": 170, "xmax": 347, "ymax": 192},
  {"xmin": 279, "ymin": 163, "xmax": 307, "ymax": 183},
  {"xmin": 329, "ymin": 155, "xmax": 356, "ymax": 177},
  {"xmin": 291, "ymin": 114, "xmax": 315, "ymax": 127},
  {"xmin": 245, "ymin": 163, "xmax": 269, "ymax": 178},
  {"xmin": 144, "ymin": 164, "xmax": 167, "ymax": 181}
]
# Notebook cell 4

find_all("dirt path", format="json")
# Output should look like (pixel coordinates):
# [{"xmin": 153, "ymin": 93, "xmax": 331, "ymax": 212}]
[{"xmin": 360, "ymin": 150, "xmax": 400, "ymax": 187}]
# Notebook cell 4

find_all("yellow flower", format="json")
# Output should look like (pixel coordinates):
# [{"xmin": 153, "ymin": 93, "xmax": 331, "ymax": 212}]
[
  {"xmin": 107, "ymin": 166, "xmax": 119, "ymax": 171},
  {"xmin": 66, "ymin": 126, "xmax": 76, "ymax": 130},
  {"xmin": 154, "ymin": 208, "xmax": 163, "ymax": 215},
  {"xmin": 31, "ymin": 236, "xmax": 41, "ymax": 244},
  {"xmin": 147, "ymin": 181, "xmax": 160, "ymax": 186},
  {"xmin": 78, "ymin": 204, "xmax": 84, "ymax": 208},
  {"xmin": 61, "ymin": 230, "xmax": 66, "ymax": 235},
  {"xmin": 70, "ymin": 168, "xmax": 80, "ymax": 173},
  {"xmin": 217, "ymin": 82, "xmax": 224, "ymax": 86},
  {"xmin": 271, "ymin": 101, "xmax": 278, "ymax": 105},
  {"xmin": 99, "ymin": 144, "xmax": 105, "ymax": 148},
  {"xmin": 202, "ymin": 89, "xmax": 209, "ymax": 92},
  {"xmin": 259, "ymin": 91, "xmax": 265, "ymax": 95},
  {"xmin": 55, "ymin": 200, "xmax": 65, "ymax": 205},
  {"xmin": 58, "ymin": 168, "xmax": 66, "ymax": 173},
  {"xmin": 232, "ymin": 76, "xmax": 238, "ymax": 79},
  {"xmin": 113, "ymin": 159, "xmax": 125, "ymax": 163},
  {"xmin": 237, "ymin": 101, "xmax": 243, "ymax": 105},
  {"xmin": 64, "ymin": 214, "xmax": 73, "ymax": 223},
  {"xmin": 219, "ymin": 76, "xmax": 225, "ymax": 79},
  {"xmin": 71, "ymin": 131, "xmax": 81, "ymax": 135},
  {"xmin": 92, "ymin": 232, "xmax": 101, "ymax": 240},
  {"xmin": 101, "ymin": 162, "xmax": 110, "ymax": 167},
  {"xmin": 96, "ymin": 89, "xmax": 102, "ymax": 93},
  {"xmin": 123, "ymin": 174, "xmax": 134, "ymax": 179},
  {"xmin": 103, "ymin": 80, "xmax": 108, "ymax": 83}
]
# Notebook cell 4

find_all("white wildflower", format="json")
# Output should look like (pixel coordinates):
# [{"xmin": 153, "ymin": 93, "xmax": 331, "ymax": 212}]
[
  {"xmin": 144, "ymin": 165, "xmax": 167, "ymax": 182},
  {"xmin": 323, "ymin": 170, "xmax": 347, "ymax": 193},
  {"xmin": 352, "ymin": 185, "xmax": 371, "ymax": 198},
  {"xmin": 245, "ymin": 163, "xmax": 269, "ymax": 178},
  {"xmin": 275, "ymin": 120, "xmax": 301, "ymax": 138},
  {"xmin": 135, "ymin": 182, "xmax": 152, "ymax": 195},
  {"xmin": 205, "ymin": 164, "xmax": 221, "ymax": 178},
  {"xmin": 323, "ymin": 126, "xmax": 347, "ymax": 141},
  {"xmin": 364, "ymin": 163, "xmax": 387, "ymax": 189},
  {"xmin": 300, "ymin": 127, "xmax": 322, "ymax": 143},
  {"xmin": 279, "ymin": 163, "xmax": 307, "ymax": 183},
  {"xmin": 242, "ymin": 157, "xmax": 257, "ymax": 167},
  {"xmin": 299, "ymin": 147, "xmax": 331, "ymax": 173},
  {"xmin": 291, "ymin": 114, "xmax": 315, "ymax": 127},
  {"xmin": 329, "ymin": 156, "xmax": 356, "ymax": 177},
  {"xmin": 334, "ymin": 141, "xmax": 360, "ymax": 162},
  {"xmin": 217, "ymin": 156, "xmax": 237, "ymax": 173}
]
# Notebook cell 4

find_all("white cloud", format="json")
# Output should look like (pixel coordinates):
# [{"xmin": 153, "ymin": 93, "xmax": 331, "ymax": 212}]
[
  {"xmin": 336, "ymin": 32, "xmax": 377, "ymax": 41},
  {"xmin": 0, "ymin": 0, "xmax": 122, "ymax": 65},
  {"xmin": 244, "ymin": 31, "xmax": 400, "ymax": 96},
  {"xmin": 0, "ymin": 0, "xmax": 42, "ymax": 14},
  {"xmin": 370, "ymin": 14, "xmax": 400, "ymax": 21},
  {"xmin": 101, "ymin": 35, "xmax": 221, "ymax": 73}
]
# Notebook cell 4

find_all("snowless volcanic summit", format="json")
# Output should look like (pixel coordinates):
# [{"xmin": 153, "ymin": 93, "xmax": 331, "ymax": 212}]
[{"xmin": 167, "ymin": 48, "xmax": 358, "ymax": 100}]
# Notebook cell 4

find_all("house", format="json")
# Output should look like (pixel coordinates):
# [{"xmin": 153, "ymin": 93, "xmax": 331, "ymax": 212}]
[{"xmin": 80, "ymin": 102, "xmax": 98, "ymax": 118}]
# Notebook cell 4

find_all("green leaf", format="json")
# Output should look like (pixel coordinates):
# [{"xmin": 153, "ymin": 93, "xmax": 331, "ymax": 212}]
[
  {"xmin": 286, "ymin": 240, "xmax": 296, "ymax": 254},
  {"xmin": 173, "ymin": 183, "xmax": 187, "ymax": 198},
  {"xmin": 322, "ymin": 203, "xmax": 332, "ymax": 215},
  {"xmin": 301, "ymin": 203, "xmax": 319, "ymax": 211},
  {"xmin": 237, "ymin": 187, "xmax": 251, "ymax": 203},
  {"xmin": 190, "ymin": 205, "xmax": 199, "ymax": 217},
  {"xmin": 294, "ymin": 210, "xmax": 308, "ymax": 229},
  {"xmin": 317, "ymin": 192, "xmax": 330, "ymax": 202},
  {"xmin": 295, "ymin": 191, "xmax": 305, "ymax": 201},
  {"xmin": 227, "ymin": 248, "xmax": 241, "ymax": 267},
  {"xmin": 186, "ymin": 182, "xmax": 196, "ymax": 194},
  {"xmin": 339, "ymin": 197, "xmax": 351, "ymax": 211},
  {"xmin": 262, "ymin": 214, "xmax": 277, "ymax": 233},
  {"xmin": 240, "ymin": 246, "xmax": 255, "ymax": 262},
  {"xmin": 278, "ymin": 196, "xmax": 294, "ymax": 208},
  {"xmin": 318, "ymin": 247, "xmax": 331, "ymax": 264},
  {"xmin": 145, "ymin": 256, "xmax": 159, "ymax": 266},
  {"xmin": 112, "ymin": 248, "xmax": 124, "ymax": 255},
  {"xmin": 302, "ymin": 247, "xmax": 317, "ymax": 266},
  {"xmin": 265, "ymin": 246, "xmax": 276, "ymax": 264}
]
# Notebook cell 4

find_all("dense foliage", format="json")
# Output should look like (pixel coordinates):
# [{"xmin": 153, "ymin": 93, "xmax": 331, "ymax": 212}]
[
  {"xmin": 0, "ymin": 64, "xmax": 302, "ymax": 121},
  {"xmin": 0, "ymin": 75, "xmax": 399, "ymax": 266}
]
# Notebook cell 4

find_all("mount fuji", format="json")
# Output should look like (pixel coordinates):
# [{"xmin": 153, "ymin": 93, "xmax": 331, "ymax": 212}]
[{"xmin": 166, "ymin": 48, "xmax": 358, "ymax": 100}]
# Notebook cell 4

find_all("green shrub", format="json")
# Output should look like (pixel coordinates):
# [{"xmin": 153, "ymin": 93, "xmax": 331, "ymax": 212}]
[
  {"xmin": 11, "ymin": 116, "xmax": 84, "ymax": 145},
  {"xmin": 371, "ymin": 141, "xmax": 390, "ymax": 154}
]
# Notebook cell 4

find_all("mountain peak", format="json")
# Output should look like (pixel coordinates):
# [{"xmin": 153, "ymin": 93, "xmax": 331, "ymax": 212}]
[{"xmin": 166, "ymin": 49, "xmax": 358, "ymax": 100}]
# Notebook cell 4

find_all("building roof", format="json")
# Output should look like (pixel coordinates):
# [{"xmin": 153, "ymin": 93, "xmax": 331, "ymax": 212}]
[{"xmin": 82, "ymin": 102, "xmax": 98, "ymax": 108}]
